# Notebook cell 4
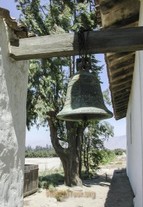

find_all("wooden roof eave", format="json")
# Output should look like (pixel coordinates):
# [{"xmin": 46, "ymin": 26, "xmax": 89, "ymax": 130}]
[{"xmin": 97, "ymin": 0, "xmax": 140, "ymax": 120}]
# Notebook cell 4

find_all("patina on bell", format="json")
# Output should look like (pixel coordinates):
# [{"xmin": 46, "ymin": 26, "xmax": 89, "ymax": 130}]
[{"xmin": 57, "ymin": 60, "xmax": 113, "ymax": 122}]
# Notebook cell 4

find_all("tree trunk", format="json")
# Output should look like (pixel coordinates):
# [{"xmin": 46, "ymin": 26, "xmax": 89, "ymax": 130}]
[
  {"xmin": 60, "ymin": 152, "xmax": 82, "ymax": 186},
  {"xmin": 48, "ymin": 116, "xmax": 83, "ymax": 186},
  {"xmin": 83, "ymin": 135, "xmax": 90, "ymax": 176}
]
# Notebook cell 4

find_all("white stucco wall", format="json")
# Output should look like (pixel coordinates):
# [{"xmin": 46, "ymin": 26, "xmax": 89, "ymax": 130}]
[
  {"xmin": 0, "ymin": 18, "xmax": 28, "ymax": 206},
  {"xmin": 126, "ymin": 1, "xmax": 143, "ymax": 206}
]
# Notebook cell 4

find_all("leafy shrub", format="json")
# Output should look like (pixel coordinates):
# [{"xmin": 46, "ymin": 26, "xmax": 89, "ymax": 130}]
[
  {"xmin": 82, "ymin": 149, "xmax": 116, "ymax": 178},
  {"xmin": 114, "ymin": 148, "xmax": 126, "ymax": 156},
  {"xmin": 25, "ymin": 145, "xmax": 57, "ymax": 158},
  {"xmin": 39, "ymin": 172, "xmax": 64, "ymax": 189},
  {"xmin": 100, "ymin": 149, "xmax": 116, "ymax": 164}
]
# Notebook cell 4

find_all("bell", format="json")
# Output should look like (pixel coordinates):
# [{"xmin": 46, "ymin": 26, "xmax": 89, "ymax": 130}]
[{"xmin": 57, "ymin": 69, "xmax": 113, "ymax": 122}]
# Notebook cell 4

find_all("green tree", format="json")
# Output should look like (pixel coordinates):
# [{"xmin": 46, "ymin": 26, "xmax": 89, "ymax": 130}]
[
  {"xmin": 16, "ymin": 0, "xmax": 113, "ymax": 186},
  {"xmin": 83, "ymin": 121, "xmax": 114, "ymax": 176}
]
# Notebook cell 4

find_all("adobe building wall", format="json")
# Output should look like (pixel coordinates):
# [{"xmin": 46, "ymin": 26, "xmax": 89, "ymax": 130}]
[
  {"xmin": 126, "ymin": 0, "xmax": 143, "ymax": 206},
  {"xmin": 0, "ymin": 17, "xmax": 28, "ymax": 206}
]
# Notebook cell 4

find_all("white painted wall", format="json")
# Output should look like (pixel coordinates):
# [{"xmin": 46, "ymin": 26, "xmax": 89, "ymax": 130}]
[
  {"xmin": 126, "ymin": 1, "xmax": 143, "ymax": 206},
  {"xmin": 0, "ymin": 18, "xmax": 28, "ymax": 206}
]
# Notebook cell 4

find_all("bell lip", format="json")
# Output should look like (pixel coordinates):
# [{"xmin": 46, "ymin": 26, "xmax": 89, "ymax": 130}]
[{"xmin": 57, "ymin": 107, "xmax": 113, "ymax": 122}]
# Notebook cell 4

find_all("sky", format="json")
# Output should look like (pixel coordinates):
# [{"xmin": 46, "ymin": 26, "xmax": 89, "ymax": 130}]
[{"xmin": 0, "ymin": 1, "xmax": 126, "ymax": 147}]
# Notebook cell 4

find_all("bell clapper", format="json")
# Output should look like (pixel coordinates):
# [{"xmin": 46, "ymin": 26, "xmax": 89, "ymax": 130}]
[{"xmin": 83, "ymin": 116, "xmax": 88, "ymax": 128}]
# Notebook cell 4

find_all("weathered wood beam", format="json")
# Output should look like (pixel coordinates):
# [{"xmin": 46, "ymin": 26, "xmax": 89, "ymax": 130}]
[
  {"xmin": 112, "ymin": 85, "xmax": 130, "ymax": 93},
  {"xmin": 111, "ymin": 79, "xmax": 132, "ymax": 88},
  {"xmin": 108, "ymin": 52, "xmax": 135, "ymax": 68},
  {"xmin": 111, "ymin": 63, "xmax": 134, "ymax": 76},
  {"xmin": 110, "ymin": 70, "xmax": 133, "ymax": 83},
  {"xmin": 9, "ymin": 27, "xmax": 143, "ymax": 60}
]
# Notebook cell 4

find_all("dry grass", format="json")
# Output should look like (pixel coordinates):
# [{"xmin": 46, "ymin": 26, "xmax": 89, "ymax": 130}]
[{"xmin": 46, "ymin": 187, "xmax": 96, "ymax": 201}]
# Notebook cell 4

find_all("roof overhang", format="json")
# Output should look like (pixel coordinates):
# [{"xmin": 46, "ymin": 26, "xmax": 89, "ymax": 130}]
[{"xmin": 97, "ymin": 0, "xmax": 140, "ymax": 120}]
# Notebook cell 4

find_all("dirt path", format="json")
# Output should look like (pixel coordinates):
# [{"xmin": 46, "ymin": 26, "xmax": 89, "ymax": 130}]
[{"xmin": 24, "ymin": 155, "xmax": 134, "ymax": 207}]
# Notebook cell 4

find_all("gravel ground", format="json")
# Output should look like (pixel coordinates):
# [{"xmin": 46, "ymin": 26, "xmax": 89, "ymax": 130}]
[{"xmin": 24, "ymin": 155, "xmax": 134, "ymax": 207}]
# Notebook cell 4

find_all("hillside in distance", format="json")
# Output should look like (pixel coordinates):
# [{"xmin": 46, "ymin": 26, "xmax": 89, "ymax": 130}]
[{"xmin": 104, "ymin": 135, "xmax": 126, "ymax": 150}]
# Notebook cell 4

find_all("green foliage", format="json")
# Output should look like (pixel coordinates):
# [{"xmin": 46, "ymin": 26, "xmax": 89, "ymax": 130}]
[
  {"xmin": 86, "ymin": 149, "xmax": 103, "ymax": 172},
  {"xmin": 26, "ymin": 58, "xmax": 69, "ymax": 130},
  {"xmin": 82, "ymin": 121, "xmax": 114, "ymax": 177},
  {"xmin": 16, "ymin": 0, "xmax": 103, "ymax": 141},
  {"xmin": 103, "ymin": 89, "xmax": 112, "ymax": 106},
  {"xmin": 39, "ymin": 172, "xmax": 64, "ymax": 189},
  {"xmin": 114, "ymin": 148, "xmax": 126, "ymax": 156},
  {"xmin": 72, "ymin": 2, "xmax": 97, "ymax": 31},
  {"xmin": 100, "ymin": 149, "xmax": 116, "ymax": 165},
  {"xmin": 25, "ymin": 145, "xmax": 57, "ymax": 158},
  {"xmin": 16, "ymin": 0, "xmax": 71, "ymax": 135}
]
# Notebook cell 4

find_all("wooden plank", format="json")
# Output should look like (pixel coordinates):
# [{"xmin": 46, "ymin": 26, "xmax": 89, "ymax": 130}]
[
  {"xmin": 107, "ymin": 52, "xmax": 135, "ymax": 68},
  {"xmin": 111, "ymin": 64, "xmax": 134, "ymax": 76},
  {"xmin": 111, "ymin": 78, "xmax": 132, "ymax": 87},
  {"xmin": 112, "ymin": 85, "xmax": 130, "ymax": 93},
  {"xmin": 115, "ymin": 105, "xmax": 128, "ymax": 111},
  {"xmin": 114, "ymin": 102, "xmax": 128, "ymax": 109},
  {"xmin": 113, "ymin": 94, "xmax": 128, "ymax": 101},
  {"xmin": 9, "ymin": 26, "xmax": 143, "ymax": 60},
  {"xmin": 110, "ymin": 71, "xmax": 133, "ymax": 83},
  {"xmin": 98, "ymin": 0, "xmax": 139, "ymax": 28}
]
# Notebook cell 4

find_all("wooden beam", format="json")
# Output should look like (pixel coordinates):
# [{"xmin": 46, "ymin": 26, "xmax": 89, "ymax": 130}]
[
  {"xmin": 111, "ymin": 79, "xmax": 132, "ymax": 88},
  {"xmin": 9, "ymin": 27, "xmax": 143, "ymax": 60},
  {"xmin": 110, "ymin": 71, "xmax": 133, "ymax": 83},
  {"xmin": 110, "ymin": 63, "xmax": 134, "ymax": 76},
  {"xmin": 108, "ymin": 52, "xmax": 135, "ymax": 68}
]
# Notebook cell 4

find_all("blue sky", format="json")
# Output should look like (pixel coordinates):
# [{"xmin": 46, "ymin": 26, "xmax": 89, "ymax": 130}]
[
  {"xmin": 0, "ymin": 1, "xmax": 21, "ymax": 19},
  {"xmin": 0, "ymin": 1, "xmax": 126, "ymax": 147}
]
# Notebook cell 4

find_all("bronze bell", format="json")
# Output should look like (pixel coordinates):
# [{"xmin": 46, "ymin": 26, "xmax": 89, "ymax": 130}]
[{"xmin": 57, "ymin": 59, "xmax": 113, "ymax": 122}]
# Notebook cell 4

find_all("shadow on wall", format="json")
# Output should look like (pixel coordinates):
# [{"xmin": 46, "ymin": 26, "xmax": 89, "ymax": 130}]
[{"xmin": 105, "ymin": 169, "xmax": 134, "ymax": 207}]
